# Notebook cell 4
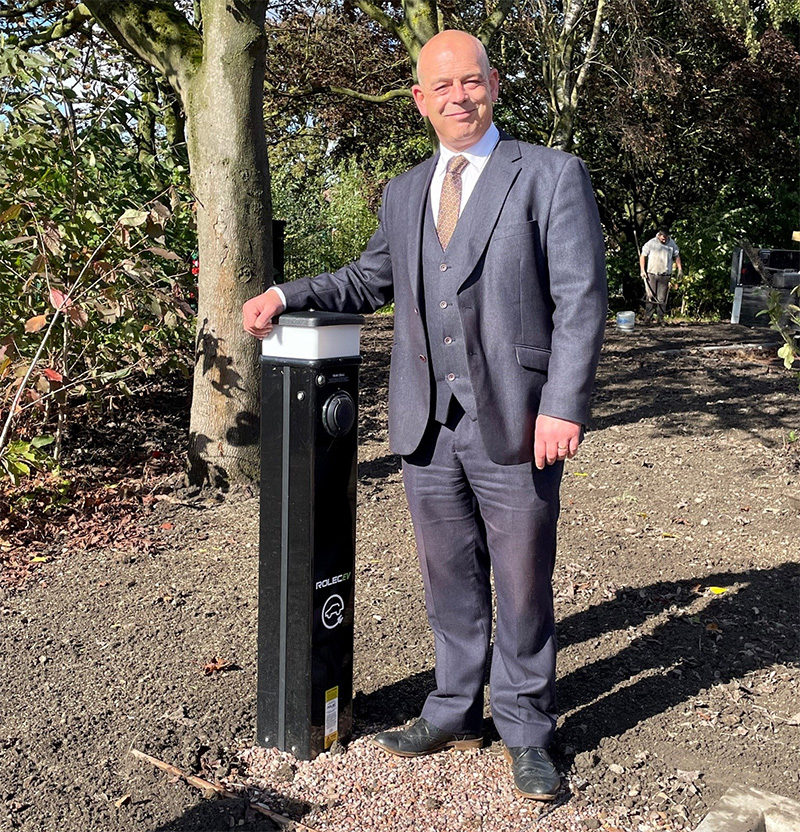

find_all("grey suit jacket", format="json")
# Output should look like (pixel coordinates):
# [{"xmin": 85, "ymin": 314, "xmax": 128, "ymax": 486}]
[{"xmin": 279, "ymin": 131, "xmax": 607, "ymax": 465}]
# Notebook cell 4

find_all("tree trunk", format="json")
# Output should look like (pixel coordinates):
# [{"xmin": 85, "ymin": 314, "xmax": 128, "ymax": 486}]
[
  {"xmin": 183, "ymin": 1, "xmax": 271, "ymax": 486},
  {"xmin": 83, "ymin": 0, "xmax": 271, "ymax": 487}
]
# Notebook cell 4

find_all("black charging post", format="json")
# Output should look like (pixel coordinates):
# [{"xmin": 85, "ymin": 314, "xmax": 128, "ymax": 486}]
[{"xmin": 257, "ymin": 311, "xmax": 364, "ymax": 760}]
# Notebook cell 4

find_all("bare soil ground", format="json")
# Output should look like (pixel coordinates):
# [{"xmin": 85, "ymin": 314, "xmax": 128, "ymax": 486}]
[{"xmin": 1, "ymin": 317, "xmax": 799, "ymax": 831}]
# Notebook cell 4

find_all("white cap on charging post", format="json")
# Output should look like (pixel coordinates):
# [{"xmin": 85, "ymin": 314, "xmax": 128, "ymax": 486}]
[{"xmin": 261, "ymin": 311, "xmax": 364, "ymax": 362}]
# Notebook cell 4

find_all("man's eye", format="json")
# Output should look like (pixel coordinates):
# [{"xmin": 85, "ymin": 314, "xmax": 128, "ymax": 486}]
[
  {"xmin": 434, "ymin": 85, "xmax": 450, "ymax": 93},
  {"xmin": 465, "ymin": 80, "xmax": 481, "ymax": 88}
]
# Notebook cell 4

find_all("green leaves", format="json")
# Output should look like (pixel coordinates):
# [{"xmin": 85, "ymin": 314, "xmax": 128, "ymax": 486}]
[
  {"xmin": 0, "ymin": 40, "xmax": 196, "ymax": 477},
  {"xmin": 777, "ymin": 343, "xmax": 797, "ymax": 369},
  {"xmin": 0, "ymin": 204, "xmax": 24, "ymax": 224},
  {"xmin": 0, "ymin": 437, "xmax": 54, "ymax": 485},
  {"xmin": 119, "ymin": 209, "xmax": 150, "ymax": 227}
]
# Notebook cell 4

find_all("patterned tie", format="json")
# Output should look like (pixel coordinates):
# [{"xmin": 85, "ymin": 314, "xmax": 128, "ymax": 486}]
[{"xmin": 436, "ymin": 154, "xmax": 469, "ymax": 250}]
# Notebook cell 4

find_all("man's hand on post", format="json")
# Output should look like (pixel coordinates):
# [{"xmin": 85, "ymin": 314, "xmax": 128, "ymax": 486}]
[
  {"xmin": 243, "ymin": 288, "xmax": 286, "ymax": 338},
  {"xmin": 534, "ymin": 414, "xmax": 582, "ymax": 470}
]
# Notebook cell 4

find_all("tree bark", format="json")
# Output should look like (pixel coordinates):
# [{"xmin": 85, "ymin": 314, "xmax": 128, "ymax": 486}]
[
  {"xmin": 183, "ymin": 0, "xmax": 271, "ymax": 486},
  {"xmin": 528, "ymin": 0, "xmax": 606, "ymax": 152},
  {"xmin": 83, "ymin": 0, "xmax": 271, "ymax": 486}
]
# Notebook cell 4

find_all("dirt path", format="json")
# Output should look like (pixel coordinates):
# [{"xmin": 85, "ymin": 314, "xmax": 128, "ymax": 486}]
[{"xmin": 1, "ymin": 318, "xmax": 798, "ymax": 831}]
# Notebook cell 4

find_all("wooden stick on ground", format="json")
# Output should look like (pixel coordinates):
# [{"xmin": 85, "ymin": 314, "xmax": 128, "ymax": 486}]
[
  {"xmin": 250, "ymin": 801, "xmax": 321, "ymax": 831},
  {"xmin": 130, "ymin": 748, "xmax": 320, "ymax": 831},
  {"xmin": 130, "ymin": 748, "xmax": 234, "ymax": 797}
]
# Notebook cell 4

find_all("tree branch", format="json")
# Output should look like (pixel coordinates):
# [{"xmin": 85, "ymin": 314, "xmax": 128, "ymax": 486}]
[
  {"xmin": 0, "ymin": 0, "xmax": 51, "ymax": 19},
  {"xmin": 476, "ymin": 0, "xmax": 518, "ymax": 47},
  {"xmin": 267, "ymin": 82, "xmax": 412, "ymax": 103},
  {"xmin": 18, "ymin": 3, "xmax": 93, "ymax": 48},
  {"xmin": 354, "ymin": 0, "xmax": 402, "ymax": 40},
  {"xmin": 327, "ymin": 85, "xmax": 413, "ymax": 102},
  {"xmin": 81, "ymin": 0, "xmax": 203, "ymax": 98},
  {"xmin": 574, "ymin": 0, "xmax": 606, "ymax": 97}
]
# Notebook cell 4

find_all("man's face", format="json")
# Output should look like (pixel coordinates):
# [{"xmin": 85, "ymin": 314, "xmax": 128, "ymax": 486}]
[
  {"xmin": 657, "ymin": 233, "xmax": 668, "ymax": 244},
  {"xmin": 412, "ymin": 34, "xmax": 499, "ymax": 153}
]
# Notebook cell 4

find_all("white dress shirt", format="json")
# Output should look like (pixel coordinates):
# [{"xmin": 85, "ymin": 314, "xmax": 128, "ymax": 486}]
[{"xmin": 430, "ymin": 123, "xmax": 500, "ymax": 225}]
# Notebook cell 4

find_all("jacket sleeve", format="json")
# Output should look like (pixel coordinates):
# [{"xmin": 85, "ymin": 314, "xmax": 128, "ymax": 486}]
[{"xmin": 537, "ymin": 155, "xmax": 607, "ymax": 425}]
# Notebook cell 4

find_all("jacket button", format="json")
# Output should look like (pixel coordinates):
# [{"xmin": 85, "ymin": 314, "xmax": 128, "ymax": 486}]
[
  {"xmin": 419, "ymin": 355, "xmax": 427, "ymax": 362},
  {"xmin": 446, "ymin": 372, "xmax": 456, "ymax": 381},
  {"xmin": 439, "ymin": 300, "xmax": 447, "ymax": 309},
  {"xmin": 414, "ymin": 307, "xmax": 419, "ymax": 314},
  {"xmin": 439, "ymin": 263, "xmax": 448, "ymax": 271},
  {"xmin": 444, "ymin": 336, "xmax": 453, "ymax": 344}
]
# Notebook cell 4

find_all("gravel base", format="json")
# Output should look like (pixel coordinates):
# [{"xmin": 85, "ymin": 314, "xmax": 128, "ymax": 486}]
[{"xmin": 235, "ymin": 738, "xmax": 682, "ymax": 832}]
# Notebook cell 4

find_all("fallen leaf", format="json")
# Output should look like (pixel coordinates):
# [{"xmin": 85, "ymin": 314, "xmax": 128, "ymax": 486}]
[
  {"xmin": 24, "ymin": 315, "xmax": 47, "ymax": 333},
  {"xmin": 160, "ymin": 522, "xmax": 174, "ymax": 530},
  {"xmin": 706, "ymin": 622, "xmax": 721, "ymax": 632},
  {"xmin": 114, "ymin": 794, "xmax": 132, "ymax": 808},
  {"xmin": 42, "ymin": 368, "xmax": 63, "ymax": 382},
  {"xmin": 203, "ymin": 657, "xmax": 236, "ymax": 675},
  {"xmin": 709, "ymin": 586, "xmax": 727, "ymax": 594}
]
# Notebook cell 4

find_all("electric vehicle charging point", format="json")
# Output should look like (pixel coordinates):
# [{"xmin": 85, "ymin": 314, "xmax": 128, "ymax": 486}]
[{"xmin": 257, "ymin": 311, "xmax": 364, "ymax": 760}]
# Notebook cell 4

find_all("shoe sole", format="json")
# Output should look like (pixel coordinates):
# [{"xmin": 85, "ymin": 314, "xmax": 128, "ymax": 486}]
[
  {"xmin": 503, "ymin": 747, "xmax": 559, "ymax": 801},
  {"xmin": 372, "ymin": 736, "xmax": 483, "ymax": 757}
]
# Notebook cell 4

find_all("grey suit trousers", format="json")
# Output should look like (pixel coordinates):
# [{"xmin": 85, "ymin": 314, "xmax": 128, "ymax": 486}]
[{"xmin": 402, "ymin": 406, "xmax": 562, "ymax": 748}]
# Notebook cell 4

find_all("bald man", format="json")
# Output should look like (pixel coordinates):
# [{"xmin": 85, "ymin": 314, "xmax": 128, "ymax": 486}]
[{"xmin": 244, "ymin": 30, "xmax": 607, "ymax": 801}]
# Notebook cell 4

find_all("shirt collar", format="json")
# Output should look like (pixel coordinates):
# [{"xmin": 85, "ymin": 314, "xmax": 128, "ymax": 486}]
[{"xmin": 437, "ymin": 123, "xmax": 500, "ymax": 173}]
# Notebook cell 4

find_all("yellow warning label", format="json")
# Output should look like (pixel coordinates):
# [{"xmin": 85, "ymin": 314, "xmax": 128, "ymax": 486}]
[{"xmin": 324, "ymin": 686, "xmax": 339, "ymax": 748}]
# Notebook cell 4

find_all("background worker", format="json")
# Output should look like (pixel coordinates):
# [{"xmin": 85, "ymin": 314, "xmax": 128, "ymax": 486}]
[{"xmin": 640, "ymin": 229, "xmax": 683, "ymax": 323}]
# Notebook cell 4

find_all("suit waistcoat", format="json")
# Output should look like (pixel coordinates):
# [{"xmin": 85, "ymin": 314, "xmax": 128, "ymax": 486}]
[{"xmin": 422, "ymin": 197, "xmax": 477, "ymax": 422}]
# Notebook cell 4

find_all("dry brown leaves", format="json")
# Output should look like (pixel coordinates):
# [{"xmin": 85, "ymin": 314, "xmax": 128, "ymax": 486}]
[{"xmin": 1, "ymin": 451, "xmax": 182, "ymax": 591}]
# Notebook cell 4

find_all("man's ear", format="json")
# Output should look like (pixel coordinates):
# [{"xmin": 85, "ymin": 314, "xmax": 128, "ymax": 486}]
[
  {"xmin": 489, "ymin": 68, "xmax": 500, "ymax": 102},
  {"xmin": 411, "ymin": 85, "xmax": 428, "ymax": 117}
]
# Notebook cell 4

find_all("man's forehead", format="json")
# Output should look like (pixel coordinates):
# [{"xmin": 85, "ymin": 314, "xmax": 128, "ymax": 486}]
[{"xmin": 426, "ymin": 64, "xmax": 487, "ymax": 82}]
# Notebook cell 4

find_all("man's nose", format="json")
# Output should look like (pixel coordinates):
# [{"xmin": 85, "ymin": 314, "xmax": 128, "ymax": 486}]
[{"xmin": 449, "ymin": 81, "xmax": 469, "ymax": 101}]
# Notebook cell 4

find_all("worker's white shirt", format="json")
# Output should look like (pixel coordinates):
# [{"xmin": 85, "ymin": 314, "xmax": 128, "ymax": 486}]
[{"xmin": 642, "ymin": 236, "xmax": 680, "ymax": 274}]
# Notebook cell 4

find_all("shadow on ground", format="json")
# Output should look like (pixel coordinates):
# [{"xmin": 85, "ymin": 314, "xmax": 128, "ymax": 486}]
[{"xmin": 354, "ymin": 563, "xmax": 799, "ymax": 758}]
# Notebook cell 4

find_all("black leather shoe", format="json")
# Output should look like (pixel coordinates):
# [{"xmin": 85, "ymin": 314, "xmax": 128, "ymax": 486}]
[
  {"xmin": 504, "ymin": 746, "xmax": 561, "ymax": 800},
  {"xmin": 372, "ymin": 717, "xmax": 483, "ymax": 757}
]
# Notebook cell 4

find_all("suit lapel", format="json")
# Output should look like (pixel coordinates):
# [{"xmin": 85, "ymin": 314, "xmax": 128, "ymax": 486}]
[
  {"xmin": 407, "ymin": 154, "xmax": 438, "ymax": 306},
  {"xmin": 456, "ymin": 134, "xmax": 522, "ymax": 286}
]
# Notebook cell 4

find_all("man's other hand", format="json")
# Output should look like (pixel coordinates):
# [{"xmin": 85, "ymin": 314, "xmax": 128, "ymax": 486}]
[
  {"xmin": 534, "ymin": 414, "xmax": 582, "ymax": 470},
  {"xmin": 243, "ymin": 288, "xmax": 286, "ymax": 338}
]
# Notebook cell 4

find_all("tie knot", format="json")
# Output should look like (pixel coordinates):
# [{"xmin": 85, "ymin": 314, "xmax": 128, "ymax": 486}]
[{"xmin": 446, "ymin": 155, "xmax": 469, "ymax": 176}]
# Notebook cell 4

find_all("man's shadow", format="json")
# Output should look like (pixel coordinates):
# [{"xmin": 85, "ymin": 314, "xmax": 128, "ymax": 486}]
[
  {"xmin": 555, "ymin": 563, "xmax": 799, "ymax": 758},
  {"xmin": 355, "ymin": 563, "xmax": 799, "ymax": 753}
]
